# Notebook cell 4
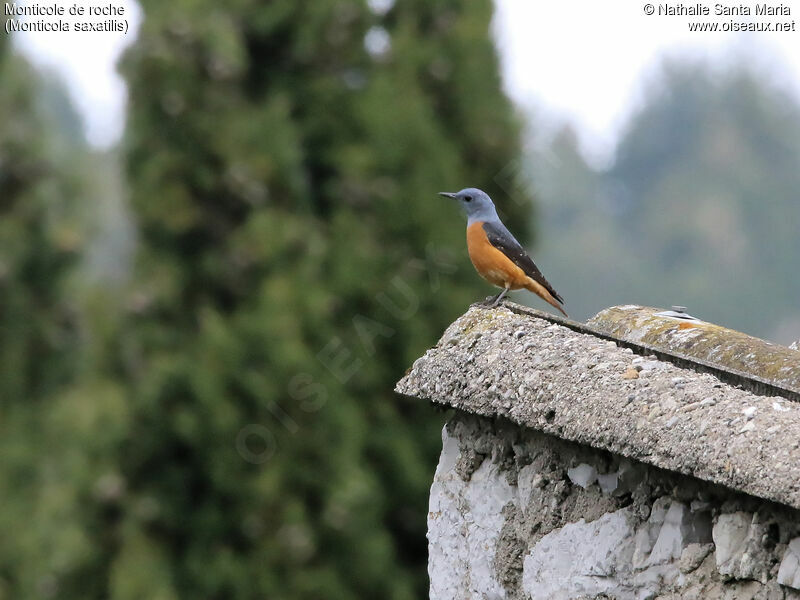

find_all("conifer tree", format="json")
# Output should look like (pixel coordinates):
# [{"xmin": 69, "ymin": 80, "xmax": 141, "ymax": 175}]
[
  {"xmin": 108, "ymin": 1, "xmax": 532, "ymax": 597},
  {"xmin": 0, "ymin": 27, "xmax": 87, "ymax": 404},
  {"xmin": 0, "ymin": 25, "xmax": 115, "ymax": 599},
  {"xmin": 529, "ymin": 60, "xmax": 800, "ymax": 339}
]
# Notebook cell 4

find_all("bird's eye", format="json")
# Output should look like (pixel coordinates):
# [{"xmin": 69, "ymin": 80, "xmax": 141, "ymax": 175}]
[{"xmin": 464, "ymin": 196, "xmax": 472, "ymax": 202}]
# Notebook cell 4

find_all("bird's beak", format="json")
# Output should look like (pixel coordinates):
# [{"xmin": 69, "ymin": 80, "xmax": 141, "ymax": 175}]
[{"xmin": 438, "ymin": 192, "xmax": 457, "ymax": 199}]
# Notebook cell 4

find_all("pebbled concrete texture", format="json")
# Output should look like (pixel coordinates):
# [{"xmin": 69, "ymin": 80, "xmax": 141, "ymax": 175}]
[
  {"xmin": 400, "ymin": 303, "xmax": 800, "ymax": 599},
  {"xmin": 396, "ymin": 303, "xmax": 800, "ymax": 511},
  {"xmin": 429, "ymin": 412, "xmax": 800, "ymax": 600},
  {"xmin": 589, "ymin": 305, "xmax": 800, "ymax": 396}
]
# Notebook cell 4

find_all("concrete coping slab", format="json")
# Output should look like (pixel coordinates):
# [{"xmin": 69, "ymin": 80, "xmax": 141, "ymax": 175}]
[{"xmin": 396, "ymin": 302, "xmax": 800, "ymax": 510}]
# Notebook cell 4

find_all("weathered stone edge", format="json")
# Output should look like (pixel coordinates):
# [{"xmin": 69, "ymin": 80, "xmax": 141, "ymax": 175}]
[{"xmin": 396, "ymin": 304, "xmax": 800, "ymax": 511}]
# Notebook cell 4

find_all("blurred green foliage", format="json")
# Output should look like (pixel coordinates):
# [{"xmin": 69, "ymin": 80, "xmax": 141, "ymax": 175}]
[
  {"xmin": 0, "ymin": 2, "xmax": 530, "ymax": 599},
  {"xmin": 528, "ymin": 60, "xmax": 800, "ymax": 343},
  {"xmin": 5, "ymin": 3, "xmax": 800, "ymax": 599},
  {"xmin": 114, "ymin": 1, "xmax": 529, "ymax": 598},
  {"xmin": 0, "ymin": 31, "xmax": 89, "ymax": 404},
  {"xmin": 0, "ymin": 23, "xmax": 115, "ymax": 599}
]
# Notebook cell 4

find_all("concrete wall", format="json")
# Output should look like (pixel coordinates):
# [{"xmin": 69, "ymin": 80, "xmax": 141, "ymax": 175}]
[{"xmin": 429, "ymin": 412, "xmax": 800, "ymax": 600}]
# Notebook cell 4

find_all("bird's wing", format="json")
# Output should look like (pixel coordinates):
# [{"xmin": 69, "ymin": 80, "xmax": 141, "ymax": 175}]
[{"xmin": 482, "ymin": 221, "xmax": 564, "ymax": 304}]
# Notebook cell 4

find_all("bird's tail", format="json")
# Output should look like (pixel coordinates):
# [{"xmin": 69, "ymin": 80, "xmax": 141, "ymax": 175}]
[{"xmin": 524, "ymin": 277, "xmax": 568, "ymax": 318}]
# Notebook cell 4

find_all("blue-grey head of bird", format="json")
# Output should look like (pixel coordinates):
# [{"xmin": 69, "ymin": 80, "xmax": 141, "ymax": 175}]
[{"xmin": 438, "ymin": 188, "xmax": 499, "ymax": 224}]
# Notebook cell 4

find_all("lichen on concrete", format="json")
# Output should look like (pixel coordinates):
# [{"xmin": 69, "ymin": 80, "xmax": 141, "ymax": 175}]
[
  {"xmin": 396, "ymin": 303, "xmax": 800, "ymax": 511},
  {"xmin": 401, "ymin": 302, "xmax": 800, "ymax": 598},
  {"xmin": 589, "ymin": 305, "xmax": 800, "ymax": 395}
]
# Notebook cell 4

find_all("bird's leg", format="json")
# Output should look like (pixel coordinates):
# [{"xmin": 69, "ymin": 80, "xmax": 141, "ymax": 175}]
[
  {"xmin": 483, "ymin": 290, "xmax": 503, "ymax": 306},
  {"xmin": 489, "ymin": 287, "xmax": 510, "ymax": 307}
]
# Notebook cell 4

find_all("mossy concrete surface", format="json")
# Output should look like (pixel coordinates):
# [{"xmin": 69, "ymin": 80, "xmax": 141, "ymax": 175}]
[
  {"xmin": 396, "ymin": 302, "xmax": 800, "ymax": 510},
  {"xmin": 590, "ymin": 305, "xmax": 800, "ymax": 396}
]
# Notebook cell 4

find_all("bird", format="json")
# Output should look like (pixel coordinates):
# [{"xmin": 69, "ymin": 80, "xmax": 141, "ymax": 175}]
[{"xmin": 438, "ymin": 188, "xmax": 567, "ymax": 317}]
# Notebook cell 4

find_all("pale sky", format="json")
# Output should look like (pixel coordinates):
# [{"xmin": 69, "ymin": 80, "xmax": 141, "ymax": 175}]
[
  {"xmin": 11, "ymin": 0, "xmax": 141, "ymax": 146},
  {"xmin": 11, "ymin": 0, "xmax": 800, "ymax": 160},
  {"xmin": 492, "ymin": 0, "xmax": 800, "ymax": 164}
]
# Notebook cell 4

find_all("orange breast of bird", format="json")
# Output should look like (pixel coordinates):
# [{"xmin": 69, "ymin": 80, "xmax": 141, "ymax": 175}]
[{"xmin": 466, "ymin": 221, "xmax": 529, "ymax": 290}]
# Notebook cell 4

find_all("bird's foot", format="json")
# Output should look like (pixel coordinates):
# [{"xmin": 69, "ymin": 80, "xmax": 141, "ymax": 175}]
[{"xmin": 483, "ymin": 289, "xmax": 509, "ymax": 308}]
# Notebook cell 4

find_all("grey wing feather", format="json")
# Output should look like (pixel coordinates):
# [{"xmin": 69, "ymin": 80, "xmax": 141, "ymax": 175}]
[{"xmin": 482, "ymin": 221, "xmax": 564, "ymax": 304}]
